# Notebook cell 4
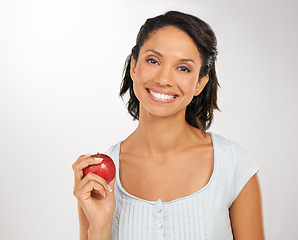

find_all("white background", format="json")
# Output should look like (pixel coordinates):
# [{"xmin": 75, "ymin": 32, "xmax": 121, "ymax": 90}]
[{"xmin": 1, "ymin": 0, "xmax": 297, "ymax": 239}]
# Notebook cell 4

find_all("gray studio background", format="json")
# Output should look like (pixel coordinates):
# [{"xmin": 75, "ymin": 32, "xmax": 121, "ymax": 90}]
[{"xmin": 1, "ymin": 0, "xmax": 297, "ymax": 239}]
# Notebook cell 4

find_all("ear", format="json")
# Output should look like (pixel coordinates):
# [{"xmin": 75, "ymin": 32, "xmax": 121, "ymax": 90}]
[
  {"xmin": 194, "ymin": 74, "xmax": 209, "ymax": 96},
  {"xmin": 130, "ymin": 56, "xmax": 137, "ymax": 81}
]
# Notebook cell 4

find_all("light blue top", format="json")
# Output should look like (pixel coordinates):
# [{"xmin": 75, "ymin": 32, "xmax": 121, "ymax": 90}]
[{"xmin": 105, "ymin": 133, "xmax": 259, "ymax": 240}]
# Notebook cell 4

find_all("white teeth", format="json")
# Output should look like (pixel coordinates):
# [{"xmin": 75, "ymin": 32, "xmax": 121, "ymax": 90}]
[{"xmin": 149, "ymin": 90, "xmax": 175, "ymax": 100}]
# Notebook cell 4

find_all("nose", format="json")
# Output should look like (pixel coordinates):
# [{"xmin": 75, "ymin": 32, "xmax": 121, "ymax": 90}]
[{"xmin": 155, "ymin": 65, "xmax": 173, "ymax": 86}]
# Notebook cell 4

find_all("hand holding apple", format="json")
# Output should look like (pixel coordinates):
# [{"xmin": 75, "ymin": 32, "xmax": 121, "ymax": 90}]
[
  {"xmin": 73, "ymin": 153, "xmax": 116, "ymax": 239},
  {"xmin": 83, "ymin": 153, "xmax": 116, "ymax": 183}
]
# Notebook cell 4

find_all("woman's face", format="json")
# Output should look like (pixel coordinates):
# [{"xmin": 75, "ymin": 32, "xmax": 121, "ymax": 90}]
[{"xmin": 130, "ymin": 26, "xmax": 209, "ymax": 120}]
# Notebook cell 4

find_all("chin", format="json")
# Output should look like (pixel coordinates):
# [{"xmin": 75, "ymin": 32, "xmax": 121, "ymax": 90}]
[{"xmin": 141, "ymin": 106, "xmax": 185, "ymax": 120}]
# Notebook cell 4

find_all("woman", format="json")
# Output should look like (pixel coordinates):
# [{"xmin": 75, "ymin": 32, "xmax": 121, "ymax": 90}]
[{"xmin": 73, "ymin": 11, "xmax": 265, "ymax": 240}]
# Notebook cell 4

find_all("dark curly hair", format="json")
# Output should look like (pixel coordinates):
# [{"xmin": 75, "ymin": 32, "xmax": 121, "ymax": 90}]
[{"xmin": 120, "ymin": 11, "xmax": 219, "ymax": 131}]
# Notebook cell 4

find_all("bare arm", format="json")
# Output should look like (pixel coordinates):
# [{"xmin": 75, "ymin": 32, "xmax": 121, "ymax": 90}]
[
  {"xmin": 77, "ymin": 203, "xmax": 114, "ymax": 240},
  {"xmin": 73, "ymin": 154, "xmax": 116, "ymax": 240},
  {"xmin": 229, "ymin": 173, "xmax": 265, "ymax": 240},
  {"xmin": 78, "ymin": 203, "xmax": 89, "ymax": 240}
]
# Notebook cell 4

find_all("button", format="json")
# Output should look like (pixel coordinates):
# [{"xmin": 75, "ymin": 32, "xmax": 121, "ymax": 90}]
[
  {"xmin": 158, "ymin": 224, "xmax": 164, "ymax": 229},
  {"xmin": 157, "ymin": 208, "xmax": 162, "ymax": 213}
]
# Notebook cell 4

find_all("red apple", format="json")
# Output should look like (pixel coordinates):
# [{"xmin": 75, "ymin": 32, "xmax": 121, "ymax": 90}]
[{"xmin": 83, "ymin": 153, "xmax": 116, "ymax": 183}]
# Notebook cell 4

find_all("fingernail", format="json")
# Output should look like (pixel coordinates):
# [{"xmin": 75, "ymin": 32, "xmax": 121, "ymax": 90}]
[
  {"xmin": 84, "ymin": 153, "xmax": 91, "ymax": 157},
  {"xmin": 103, "ymin": 192, "xmax": 106, "ymax": 198},
  {"xmin": 94, "ymin": 158, "xmax": 103, "ymax": 162},
  {"xmin": 107, "ymin": 184, "xmax": 112, "ymax": 192}
]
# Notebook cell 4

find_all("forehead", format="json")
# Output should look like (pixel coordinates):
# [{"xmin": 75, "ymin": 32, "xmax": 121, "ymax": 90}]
[{"xmin": 140, "ymin": 26, "xmax": 201, "ymax": 60}]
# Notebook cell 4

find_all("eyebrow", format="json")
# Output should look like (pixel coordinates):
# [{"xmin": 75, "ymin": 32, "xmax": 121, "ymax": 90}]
[
  {"xmin": 145, "ymin": 49, "xmax": 163, "ymax": 57},
  {"xmin": 145, "ymin": 49, "xmax": 196, "ymax": 64}
]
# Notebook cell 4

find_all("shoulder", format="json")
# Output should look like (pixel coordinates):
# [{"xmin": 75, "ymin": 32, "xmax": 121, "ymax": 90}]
[
  {"xmin": 211, "ymin": 133, "xmax": 259, "ymax": 204},
  {"xmin": 104, "ymin": 141, "xmax": 121, "ymax": 162},
  {"xmin": 211, "ymin": 133, "xmax": 255, "ymax": 165}
]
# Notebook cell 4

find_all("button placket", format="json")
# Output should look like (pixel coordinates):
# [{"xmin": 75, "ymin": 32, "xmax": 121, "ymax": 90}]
[{"xmin": 155, "ymin": 200, "xmax": 165, "ymax": 237}]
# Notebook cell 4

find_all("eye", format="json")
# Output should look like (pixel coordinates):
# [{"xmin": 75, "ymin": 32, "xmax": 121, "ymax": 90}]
[
  {"xmin": 146, "ymin": 58, "xmax": 159, "ymax": 65},
  {"xmin": 177, "ymin": 66, "xmax": 191, "ymax": 72}
]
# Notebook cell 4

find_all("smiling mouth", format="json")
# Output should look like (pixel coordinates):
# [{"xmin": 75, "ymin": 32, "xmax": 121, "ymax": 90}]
[{"xmin": 147, "ymin": 89, "xmax": 178, "ymax": 100}]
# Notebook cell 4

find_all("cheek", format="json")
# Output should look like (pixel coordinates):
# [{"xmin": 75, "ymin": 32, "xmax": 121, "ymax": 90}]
[
  {"xmin": 132, "ymin": 64, "xmax": 152, "ymax": 100},
  {"xmin": 134, "ymin": 64, "xmax": 154, "ymax": 84},
  {"xmin": 179, "ymin": 76, "xmax": 199, "ymax": 94}
]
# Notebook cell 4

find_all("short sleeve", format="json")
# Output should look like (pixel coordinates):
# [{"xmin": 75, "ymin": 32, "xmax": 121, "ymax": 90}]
[
  {"xmin": 104, "ymin": 142, "xmax": 121, "ymax": 175},
  {"xmin": 104, "ymin": 143, "xmax": 120, "ymax": 162},
  {"xmin": 104, "ymin": 144, "xmax": 118, "ymax": 156},
  {"xmin": 230, "ymin": 142, "xmax": 259, "ymax": 203}
]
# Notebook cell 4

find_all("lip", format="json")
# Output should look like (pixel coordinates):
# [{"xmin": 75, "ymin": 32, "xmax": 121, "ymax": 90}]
[
  {"xmin": 147, "ymin": 87, "xmax": 178, "ymax": 96},
  {"xmin": 146, "ymin": 87, "xmax": 179, "ymax": 103}
]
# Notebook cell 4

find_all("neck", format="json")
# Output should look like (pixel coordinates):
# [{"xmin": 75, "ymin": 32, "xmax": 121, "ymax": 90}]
[{"xmin": 131, "ymin": 108, "xmax": 204, "ymax": 157}]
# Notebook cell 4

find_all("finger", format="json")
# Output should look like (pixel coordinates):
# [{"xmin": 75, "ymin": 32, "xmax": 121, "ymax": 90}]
[
  {"xmin": 74, "ymin": 177, "xmax": 107, "ymax": 200},
  {"xmin": 72, "ymin": 153, "xmax": 92, "ymax": 167},
  {"xmin": 105, "ymin": 177, "xmax": 116, "ymax": 198},
  {"xmin": 72, "ymin": 153, "xmax": 101, "ymax": 170},
  {"xmin": 75, "ymin": 172, "xmax": 111, "ymax": 195},
  {"xmin": 108, "ymin": 177, "xmax": 116, "ymax": 192},
  {"xmin": 72, "ymin": 152, "xmax": 102, "ymax": 171},
  {"xmin": 75, "ymin": 182, "xmax": 106, "ymax": 201},
  {"xmin": 85, "ymin": 172, "xmax": 113, "ymax": 193},
  {"xmin": 73, "ymin": 156, "xmax": 103, "ymax": 183},
  {"xmin": 72, "ymin": 153, "xmax": 91, "ymax": 176}
]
